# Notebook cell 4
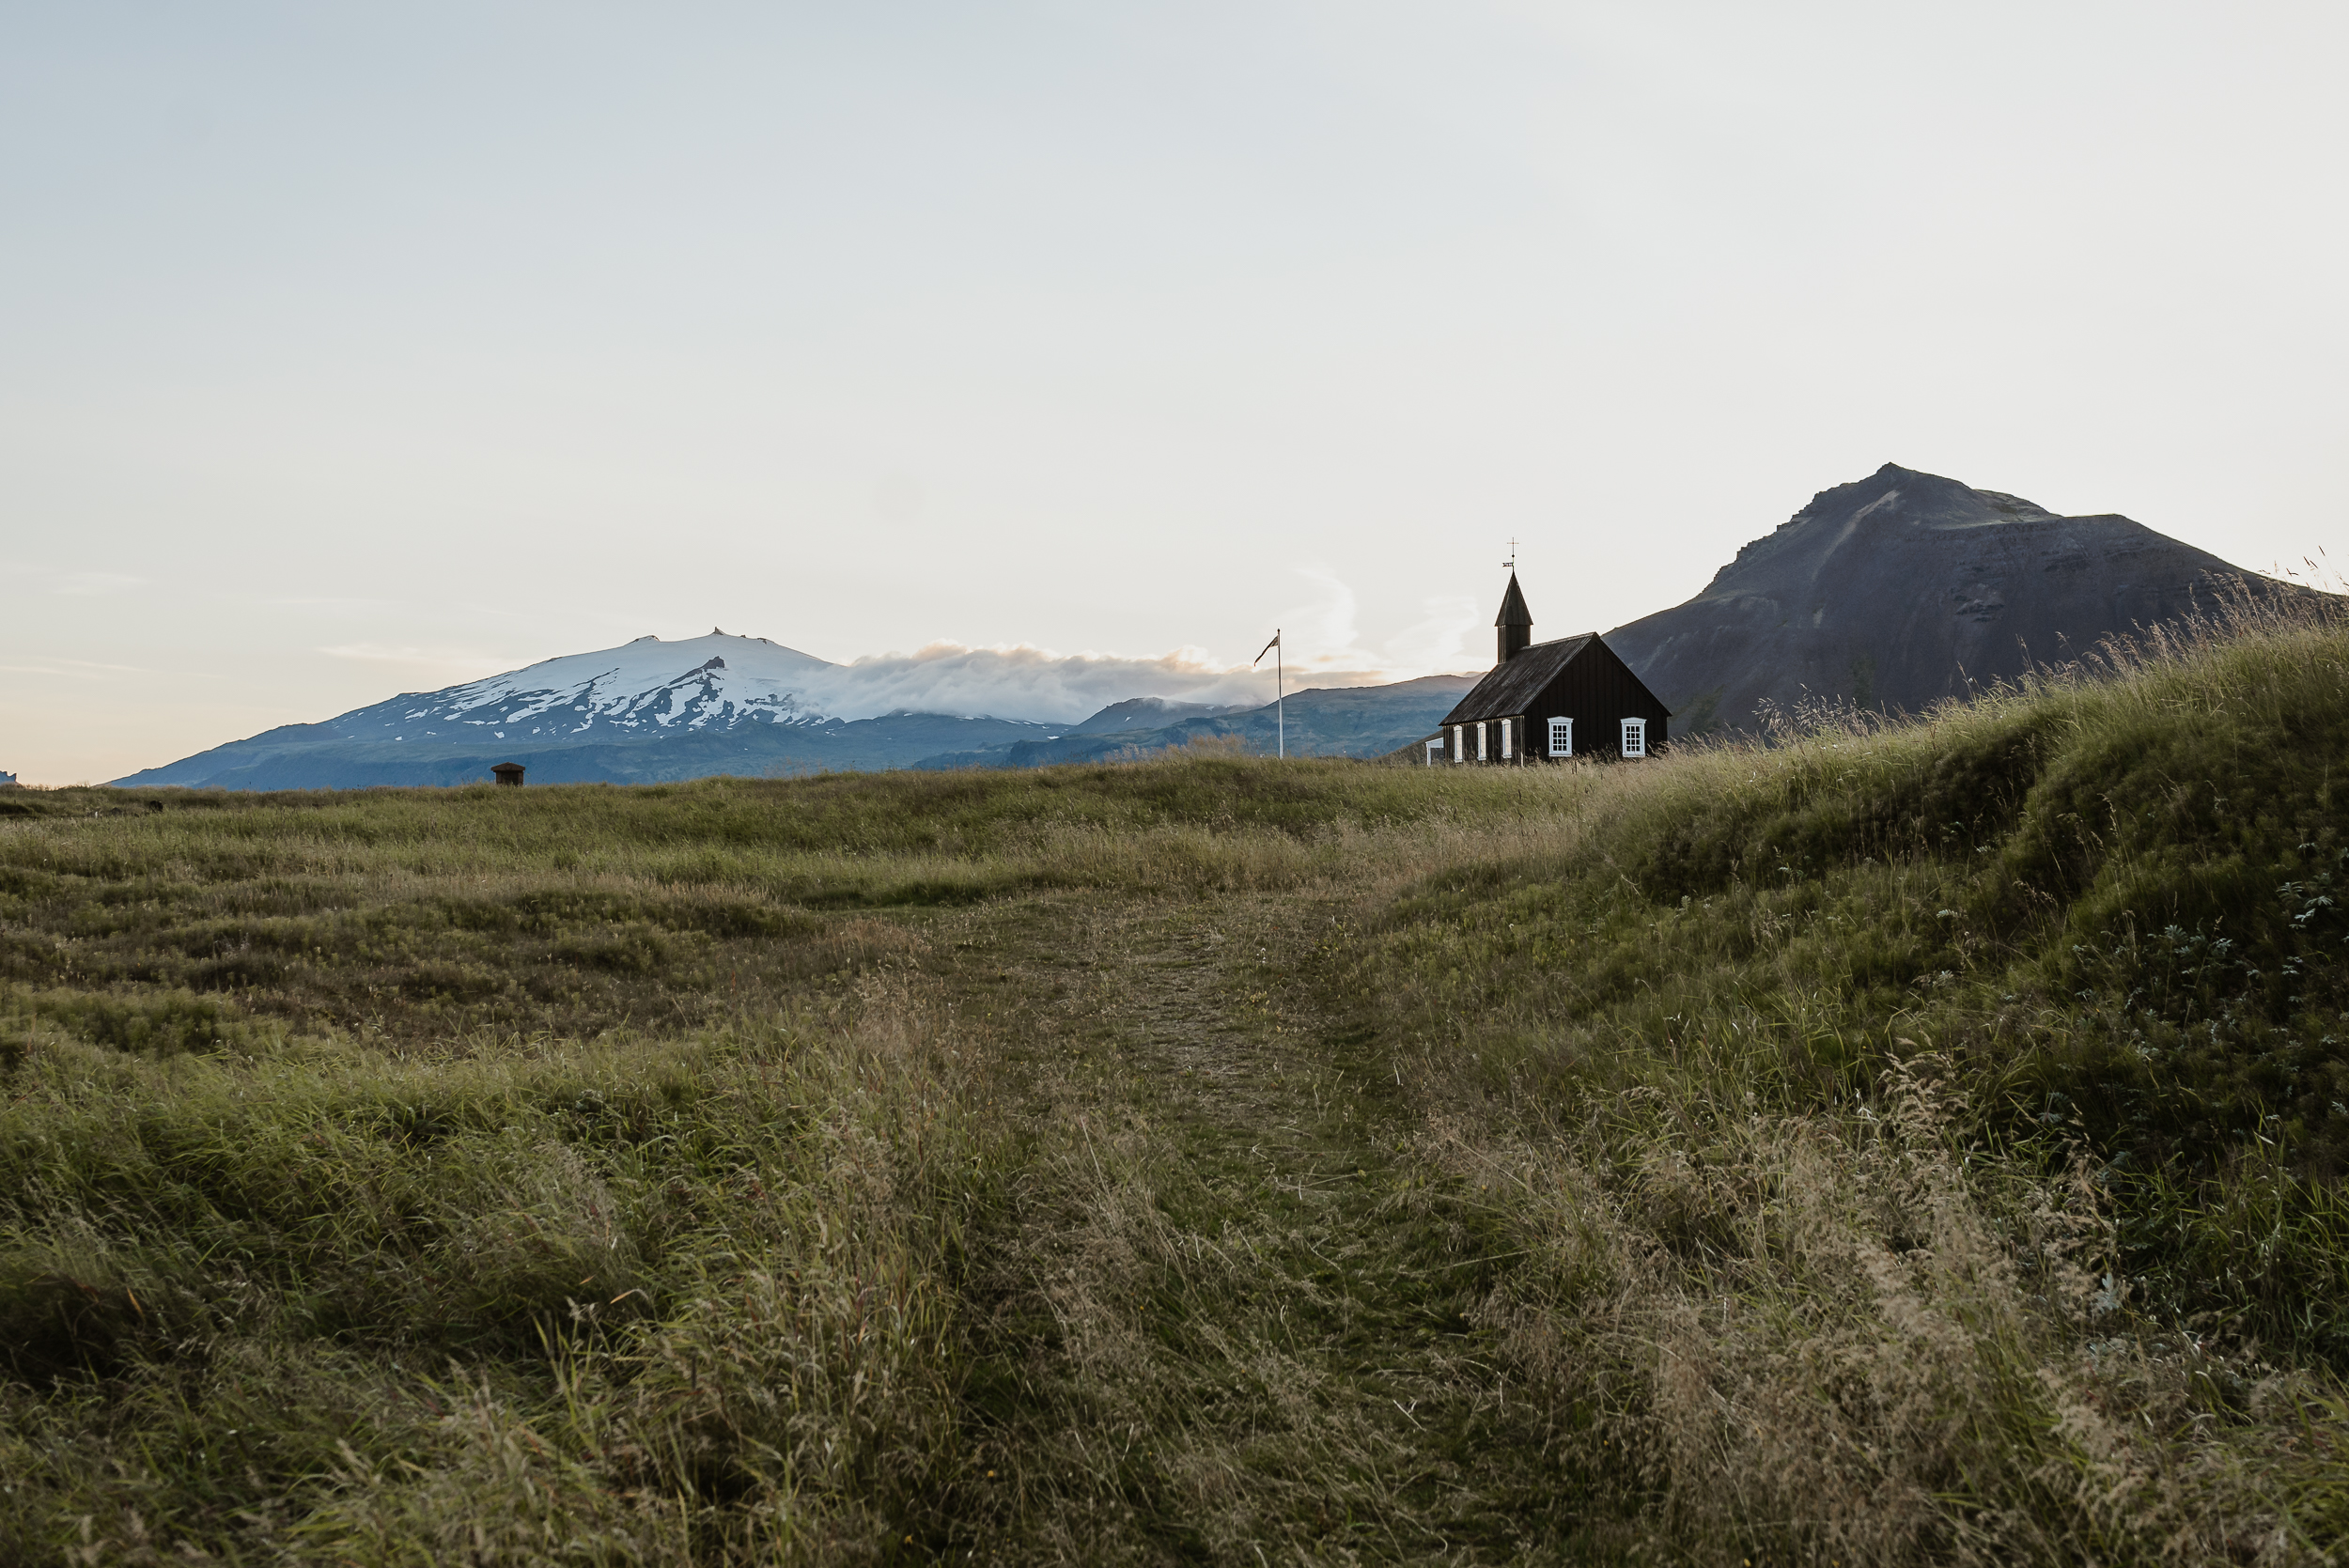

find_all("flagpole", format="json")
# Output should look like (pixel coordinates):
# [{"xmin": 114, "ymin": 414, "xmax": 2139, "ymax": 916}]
[
  {"xmin": 1277, "ymin": 637, "xmax": 1284, "ymax": 759},
  {"xmin": 1253, "ymin": 628, "xmax": 1284, "ymax": 760}
]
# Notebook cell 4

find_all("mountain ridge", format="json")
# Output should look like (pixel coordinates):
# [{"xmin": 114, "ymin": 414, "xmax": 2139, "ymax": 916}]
[
  {"xmin": 109, "ymin": 463, "xmax": 2309, "ymax": 786},
  {"xmin": 1605, "ymin": 462, "xmax": 2303, "ymax": 731}
]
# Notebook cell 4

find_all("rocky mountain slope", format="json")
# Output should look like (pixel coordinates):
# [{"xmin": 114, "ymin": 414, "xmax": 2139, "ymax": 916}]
[{"xmin": 1607, "ymin": 464, "xmax": 2297, "ymax": 731}]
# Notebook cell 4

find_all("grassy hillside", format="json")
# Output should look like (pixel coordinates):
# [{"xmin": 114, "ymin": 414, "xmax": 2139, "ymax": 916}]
[
  {"xmin": 1353, "ymin": 589, "xmax": 2349, "ymax": 1558},
  {"xmin": 3, "ymin": 591, "xmax": 2348, "ymax": 1563}
]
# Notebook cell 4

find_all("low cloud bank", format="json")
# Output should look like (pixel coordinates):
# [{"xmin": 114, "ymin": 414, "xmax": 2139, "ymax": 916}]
[
  {"xmin": 784, "ymin": 563, "xmax": 1486, "ymax": 722},
  {"xmin": 793, "ymin": 644, "xmax": 1409, "ymax": 724}
]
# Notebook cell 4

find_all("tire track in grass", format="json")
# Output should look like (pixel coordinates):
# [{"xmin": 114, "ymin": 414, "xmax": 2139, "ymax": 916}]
[{"xmin": 936, "ymin": 893, "xmax": 1589, "ymax": 1564}]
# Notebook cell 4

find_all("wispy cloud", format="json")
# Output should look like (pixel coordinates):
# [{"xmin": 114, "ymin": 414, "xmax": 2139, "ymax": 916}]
[
  {"xmin": 790, "ymin": 573, "xmax": 1469, "ymax": 724},
  {"xmin": 319, "ymin": 643, "xmax": 512, "ymax": 671},
  {"xmin": 1281, "ymin": 563, "xmax": 1365, "ymax": 667},
  {"xmin": 294, "ymin": 568, "xmax": 1484, "ymax": 728},
  {"xmin": 1263, "ymin": 565, "xmax": 1484, "ymax": 682},
  {"xmin": 48, "ymin": 570, "xmax": 147, "ymax": 597},
  {"xmin": 0, "ymin": 656, "xmax": 159, "ymax": 679},
  {"xmin": 797, "ymin": 644, "xmax": 1315, "ymax": 723},
  {"xmin": 1384, "ymin": 592, "xmax": 1484, "ymax": 673},
  {"xmin": 0, "ymin": 561, "xmax": 148, "ymax": 598}
]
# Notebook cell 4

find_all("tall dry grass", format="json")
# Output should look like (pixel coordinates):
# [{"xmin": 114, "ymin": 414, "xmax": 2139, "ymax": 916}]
[
  {"xmin": 1441, "ymin": 1049, "xmax": 2349, "ymax": 1562},
  {"xmin": 0, "ymin": 979, "xmax": 1003, "ymax": 1564}
]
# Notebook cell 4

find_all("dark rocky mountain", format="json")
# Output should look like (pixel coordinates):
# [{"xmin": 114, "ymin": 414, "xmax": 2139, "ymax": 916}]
[{"xmin": 1607, "ymin": 463, "xmax": 2296, "ymax": 732}]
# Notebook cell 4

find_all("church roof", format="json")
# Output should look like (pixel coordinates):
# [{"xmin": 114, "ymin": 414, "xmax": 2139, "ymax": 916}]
[
  {"xmin": 1493, "ymin": 572, "xmax": 1532, "ymax": 628},
  {"xmin": 1439, "ymin": 634, "xmax": 1596, "ymax": 725}
]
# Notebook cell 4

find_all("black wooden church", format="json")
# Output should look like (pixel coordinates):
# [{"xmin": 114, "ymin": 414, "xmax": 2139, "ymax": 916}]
[{"xmin": 1424, "ymin": 573, "xmax": 1670, "ymax": 764}]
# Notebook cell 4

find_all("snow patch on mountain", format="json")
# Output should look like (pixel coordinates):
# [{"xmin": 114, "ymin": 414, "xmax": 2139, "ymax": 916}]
[{"xmin": 330, "ymin": 632, "xmax": 834, "ymax": 742}]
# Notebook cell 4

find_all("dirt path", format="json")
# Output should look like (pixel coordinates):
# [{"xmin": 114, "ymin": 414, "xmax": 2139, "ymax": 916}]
[{"xmin": 932, "ymin": 893, "xmax": 1582, "ymax": 1565}]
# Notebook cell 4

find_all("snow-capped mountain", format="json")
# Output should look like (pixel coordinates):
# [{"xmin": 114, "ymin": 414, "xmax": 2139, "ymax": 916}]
[
  {"xmin": 114, "ymin": 629, "xmax": 1054, "ymax": 789},
  {"xmin": 112, "ymin": 629, "xmax": 1461, "ymax": 789},
  {"xmin": 328, "ymin": 631, "xmax": 837, "ymax": 742}
]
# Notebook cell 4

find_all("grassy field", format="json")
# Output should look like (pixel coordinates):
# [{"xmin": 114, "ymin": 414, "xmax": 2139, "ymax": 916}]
[{"xmin": 5, "ymin": 592, "xmax": 2349, "ymax": 1563}]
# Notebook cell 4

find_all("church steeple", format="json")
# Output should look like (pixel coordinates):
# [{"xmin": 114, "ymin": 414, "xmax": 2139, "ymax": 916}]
[{"xmin": 1495, "ymin": 571, "xmax": 1532, "ymax": 663}]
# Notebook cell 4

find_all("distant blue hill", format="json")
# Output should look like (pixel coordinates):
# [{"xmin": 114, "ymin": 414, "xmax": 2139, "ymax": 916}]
[{"xmin": 910, "ymin": 676, "xmax": 1477, "ymax": 769}]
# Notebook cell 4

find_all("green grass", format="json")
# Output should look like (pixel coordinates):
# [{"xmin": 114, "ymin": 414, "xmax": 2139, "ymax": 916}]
[
  {"xmin": 0, "ymin": 757, "xmax": 1586, "ymax": 1563},
  {"xmin": 0, "ymin": 758, "xmax": 1536, "ymax": 1054},
  {"xmin": 4, "ymin": 592, "xmax": 2349, "ymax": 1562}
]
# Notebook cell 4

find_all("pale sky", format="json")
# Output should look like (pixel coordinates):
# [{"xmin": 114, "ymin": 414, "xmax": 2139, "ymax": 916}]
[{"xmin": 5, "ymin": 2, "xmax": 2343, "ymax": 784}]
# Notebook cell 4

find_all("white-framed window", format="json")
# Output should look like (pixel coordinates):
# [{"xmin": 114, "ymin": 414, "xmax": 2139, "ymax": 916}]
[
  {"xmin": 1500, "ymin": 718, "xmax": 1513, "ymax": 759},
  {"xmin": 1451, "ymin": 724, "xmax": 1464, "ymax": 763},
  {"xmin": 1548, "ymin": 716, "xmax": 1572, "ymax": 756},
  {"xmin": 1425, "ymin": 737, "xmax": 1443, "ymax": 766},
  {"xmin": 1476, "ymin": 722, "xmax": 1489, "ymax": 761},
  {"xmin": 1621, "ymin": 717, "xmax": 1647, "ymax": 758}
]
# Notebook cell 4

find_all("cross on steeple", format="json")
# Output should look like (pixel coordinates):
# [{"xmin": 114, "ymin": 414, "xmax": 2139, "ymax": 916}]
[{"xmin": 1502, "ymin": 537, "xmax": 1518, "ymax": 570}]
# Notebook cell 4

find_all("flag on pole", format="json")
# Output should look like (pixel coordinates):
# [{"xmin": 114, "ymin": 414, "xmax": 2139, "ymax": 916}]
[{"xmin": 1254, "ymin": 629, "xmax": 1284, "ymax": 758}]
